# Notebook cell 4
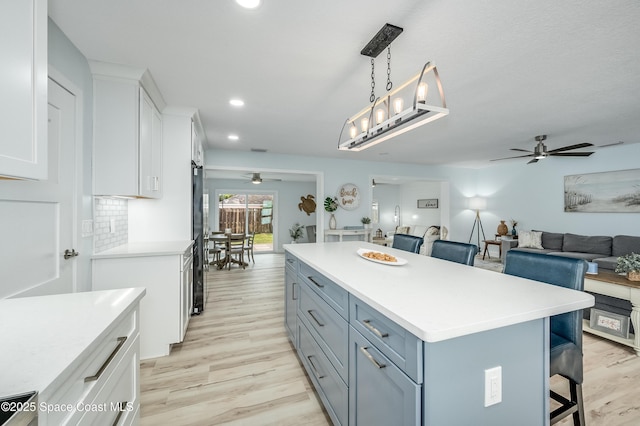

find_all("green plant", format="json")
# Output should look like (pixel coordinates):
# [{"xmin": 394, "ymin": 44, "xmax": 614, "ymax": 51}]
[
  {"xmin": 324, "ymin": 196, "xmax": 338, "ymax": 212},
  {"xmin": 360, "ymin": 217, "xmax": 371, "ymax": 224},
  {"xmin": 289, "ymin": 223, "xmax": 304, "ymax": 241},
  {"xmin": 615, "ymin": 252, "xmax": 640, "ymax": 273}
]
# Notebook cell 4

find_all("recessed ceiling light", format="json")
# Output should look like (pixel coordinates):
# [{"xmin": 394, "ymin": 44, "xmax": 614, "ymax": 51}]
[
  {"xmin": 229, "ymin": 98, "xmax": 244, "ymax": 107},
  {"xmin": 235, "ymin": 0, "xmax": 261, "ymax": 9},
  {"xmin": 228, "ymin": 134, "xmax": 239, "ymax": 141}
]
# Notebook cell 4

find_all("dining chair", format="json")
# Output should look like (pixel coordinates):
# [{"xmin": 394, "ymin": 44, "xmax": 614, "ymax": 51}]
[
  {"xmin": 391, "ymin": 234, "xmax": 423, "ymax": 253},
  {"xmin": 503, "ymin": 250, "xmax": 588, "ymax": 426},
  {"xmin": 430, "ymin": 240, "xmax": 477, "ymax": 266},
  {"xmin": 227, "ymin": 233, "xmax": 246, "ymax": 269},
  {"xmin": 209, "ymin": 231, "xmax": 225, "ymax": 267},
  {"xmin": 244, "ymin": 232, "xmax": 255, "ymax": 263}
]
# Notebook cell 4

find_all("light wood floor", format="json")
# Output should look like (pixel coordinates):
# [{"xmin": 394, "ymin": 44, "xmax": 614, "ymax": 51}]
[{"xmin": 140, "ymin": 253, "xmax": 640, "ymax": 425}]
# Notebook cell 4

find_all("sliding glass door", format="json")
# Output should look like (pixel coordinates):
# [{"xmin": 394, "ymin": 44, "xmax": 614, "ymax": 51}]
[{"xmin": 218, "ymin": 192, "xmax": 275, "ymax": 252}]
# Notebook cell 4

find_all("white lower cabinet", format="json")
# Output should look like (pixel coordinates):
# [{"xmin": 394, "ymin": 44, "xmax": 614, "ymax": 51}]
[{"xmin": 38, "ymin": 306, "xmax": 140, "ymax": 425}]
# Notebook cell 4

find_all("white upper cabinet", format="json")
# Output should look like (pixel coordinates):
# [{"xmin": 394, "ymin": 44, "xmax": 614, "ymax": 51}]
[
  {"xmin": 91, "ymin": 61, "xmax": 165, "ymax": 198},
  {"xmin": 0, "ymin": 0, "xmax": 47, "ymax": 180}
]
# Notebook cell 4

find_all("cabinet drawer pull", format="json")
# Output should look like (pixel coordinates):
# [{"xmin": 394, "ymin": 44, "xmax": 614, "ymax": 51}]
[
  {"xmin": 112, "ymin": 401, "xmax": 129, "ymax": 426},
  {"xmin": 362, "ymin": 319, "xmax": 389, "ymax": 338},
  {"xmin": 307, "ymin": 309, "xmax": 325, "ymax": 327},
  {"xmin": 307, "ymin": 276, "xmax": 324, "ymax": 288},
  {"xmin": 292, "ymin": 282, "xmax": 297, "ymax": 300},
  {"xmin": 307, "ymin": 355, "xmax": 325, "ymax": 379},
  {"xmin": 286, "ymin": 258, "xmax": 295, "ymax": 264},
  {"xmin": 360, "ymin": 346, "xmax": 386, "ymax": 369},
  {"xmin": 84, "ymin": 336, "xmax": 127, "ymax": 382}
]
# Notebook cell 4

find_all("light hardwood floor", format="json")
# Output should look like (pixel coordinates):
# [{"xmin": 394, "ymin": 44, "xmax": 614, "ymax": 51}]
[{"xmin": 140, "ymin": 253, "xmax": 640, "ymax": 425}]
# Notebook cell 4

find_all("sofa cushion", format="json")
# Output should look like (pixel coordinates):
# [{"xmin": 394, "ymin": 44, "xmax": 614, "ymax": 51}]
[
  {"xmin": 518, "ymin": 231, "xmax": 543, "ymax": 249},
  {"xmin": 410, "ymin": 225, "xmax": 428, "ymax": 238},
  {"xmin": 533, "ymin": 231, "xmax": 564, "ymax": 251},
  {"xmin": 512, "ymin": 247, "xmax": 555, "ymax": 254},
  {"xmin": 593, "ymin": 256, "xmax": 617, "ymax": 271},
  {"xmin": 548, "ymin": 251, "xmax": 602, "ymax": 261},
  {"xmin": 395, "ymin": 226, "xmax": 410, "ymax": 235},
  {"xmin": 612, "ymin": 235, "xmax": 640, "ymax": 257},
  {"xmin": 562, "ymin": 233, "xmax": 612, "ymax": 256}
]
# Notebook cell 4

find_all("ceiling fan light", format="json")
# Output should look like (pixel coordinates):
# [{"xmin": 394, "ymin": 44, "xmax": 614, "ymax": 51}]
[{"xmin": 235, "ymin": 0, "xmax": 261, "ymax": 9}]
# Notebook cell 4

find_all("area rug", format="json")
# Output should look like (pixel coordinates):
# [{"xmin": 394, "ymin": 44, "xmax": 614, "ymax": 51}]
[{"xmin": 474, "ymin": 256, "xmax": 504, "ymax": 273}]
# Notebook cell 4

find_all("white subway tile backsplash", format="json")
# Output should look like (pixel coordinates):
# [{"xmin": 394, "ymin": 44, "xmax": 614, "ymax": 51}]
[{"xmin": 94, "ymin": 198, "xmax": 128, "ymax": 253}]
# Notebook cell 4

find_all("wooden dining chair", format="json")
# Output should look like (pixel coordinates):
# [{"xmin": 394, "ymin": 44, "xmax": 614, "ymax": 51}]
[
  {"xmin": 209, "ymin": 231, "xmax": 225, "ymax": 266},
  {"xmin": 227, "ymin": 233, "xmax": 246, "ymax": 269},
  {"xmin": 244, "ymin": 233, "xmax": 255, "ymax": 263}
]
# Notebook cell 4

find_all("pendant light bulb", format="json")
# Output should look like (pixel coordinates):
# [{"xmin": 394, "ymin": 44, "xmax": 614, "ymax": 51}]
[
  {"xmin": 361, "ymin": 117, "xmax": 369, "ymax": 133},
  {"xmin": 375, "ymin": 108, "xmax": 385, "ymax": 124},
  {"xmin": 349, "ymin": 122, "xmax": 357, "ymax": 138},
  {"xmin": 417, "ymin": 82, "xmax": 428, "ymax": 103},
  {"xmin": 393, "ymin": 98, "xmax": 404, "ymax": 115}
]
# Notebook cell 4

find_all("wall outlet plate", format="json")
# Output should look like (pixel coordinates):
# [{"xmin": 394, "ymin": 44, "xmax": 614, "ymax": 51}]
[{"xmin": 484, "ymin": 366, "xmax": 502, "ymax": 407}]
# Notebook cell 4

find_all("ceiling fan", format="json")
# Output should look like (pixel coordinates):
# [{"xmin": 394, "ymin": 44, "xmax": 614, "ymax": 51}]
[
  {"xmin": 491, "ymin": 135, "xmax": 595, "ymax": 164},
  {"xmin": 245, "ymin": 172, "xmax": 282, "ymax": 184}
]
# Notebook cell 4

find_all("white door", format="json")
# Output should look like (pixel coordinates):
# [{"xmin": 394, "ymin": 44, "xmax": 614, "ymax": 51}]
[{"xmin": 0, "ymin": 77, "xmax": 78, "ymax": 297}]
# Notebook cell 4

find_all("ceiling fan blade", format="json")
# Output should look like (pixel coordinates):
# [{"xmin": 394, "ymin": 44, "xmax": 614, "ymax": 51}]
[
  {"xmin": 549, "ymin": 152, "xmax": 594, "ymax": 157},
  {"xmin": 510, "ymin": 148, "xmax": 533, "ymax": 153},
  {"xmin": 527, "ymin": 158, "xmax": 539, "ymax": 164},
  {"xmin": 547, "ymin": 142, "xmax": 594, "ymax": 153},
  {"xmin": 490, "ymin": 153, "xmax": 535, "ymax": 161}
]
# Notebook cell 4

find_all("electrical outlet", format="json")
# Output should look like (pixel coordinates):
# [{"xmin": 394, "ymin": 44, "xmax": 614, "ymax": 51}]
[{"xmin": 484, "ymin": 366, "xmax": 502, "ymax": 407}]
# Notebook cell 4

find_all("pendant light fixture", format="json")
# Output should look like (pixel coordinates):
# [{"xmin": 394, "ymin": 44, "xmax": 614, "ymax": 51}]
[{"xmin": 338, "ymin": 24, "xmax": 449, "ymax": 152}]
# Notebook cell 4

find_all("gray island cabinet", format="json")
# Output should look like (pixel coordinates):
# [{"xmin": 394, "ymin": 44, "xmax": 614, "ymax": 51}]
[{"xmin": 284, "ymin": 241, "xmax": 594, "ymax": 426}]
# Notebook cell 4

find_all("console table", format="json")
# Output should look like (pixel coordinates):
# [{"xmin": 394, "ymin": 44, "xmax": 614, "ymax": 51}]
[
  {"xmin": 324, "ymin": 228, "xmax": 372, "ymax": 242},
  {"xmin": 584, "ymin": 271, "xmax": 640, "ymax": 355}
]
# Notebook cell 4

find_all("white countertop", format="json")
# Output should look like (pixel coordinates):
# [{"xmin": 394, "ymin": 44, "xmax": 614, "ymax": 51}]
[
  {"xmin": 0, "ymin": 288, "xmax": 146, "ymax": 398},
  {"xmin": 92, "ymin": 240, "xmax": 194, "ymax": 259},
  {"xmin": 284, "ymin": 241, "xmax": 594, "ymax": 343}
]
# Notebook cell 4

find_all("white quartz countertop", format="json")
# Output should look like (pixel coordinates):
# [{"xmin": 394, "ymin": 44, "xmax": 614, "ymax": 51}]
[
  {"xmin": 92, "ymin": 240, "xmax": 194, "ymax": 259},
  {"xmin": 0, "ymin": 288, "xmax": 146, "ymax": 398},
  {"xmin": 284, "ymin": 241, "xmax": 594, "ymax": 343}
]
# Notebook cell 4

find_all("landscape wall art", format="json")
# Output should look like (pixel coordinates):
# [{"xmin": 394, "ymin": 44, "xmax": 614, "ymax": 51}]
[{"xmin": 564, "ymin": 168, "xmax": 640, "ymax": 213}]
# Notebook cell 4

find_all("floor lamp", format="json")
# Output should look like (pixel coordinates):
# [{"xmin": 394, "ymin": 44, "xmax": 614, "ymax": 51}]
[{"xmin": 467, "ymin": 197, "xmax": 486, "ymax": 252}]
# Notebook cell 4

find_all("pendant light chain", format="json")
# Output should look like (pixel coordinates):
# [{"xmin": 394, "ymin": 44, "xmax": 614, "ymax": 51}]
[
  {"xmin": 370, "ymin": 58, "xmax": 376, "ymax": 103},
  {"xmin": 386, "ymin": 47, "xmax": 393, "ymax": 91}
]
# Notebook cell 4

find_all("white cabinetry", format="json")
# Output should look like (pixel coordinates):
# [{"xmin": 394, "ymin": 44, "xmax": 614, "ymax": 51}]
[
  {"xmin": 92, "ymin": 241, "xmax": 194, "ymax": 359},
  {"xmin": 91, "ymin": 61, "xmax": 164, "ymax": 198},
  {"xmin": 0, "ymin": 0, "xmax": 47, "ymax": 179}
]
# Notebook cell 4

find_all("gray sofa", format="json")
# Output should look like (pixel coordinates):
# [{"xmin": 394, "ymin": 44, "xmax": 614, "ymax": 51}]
[{"xmin": 501, "ymin": 232, "xmax": 640, "ymax": 271}]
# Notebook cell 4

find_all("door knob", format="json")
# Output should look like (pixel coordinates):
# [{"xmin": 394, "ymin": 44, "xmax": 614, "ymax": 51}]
[{"xmin": 64, "ymin": 249, "xmax": 79, "ymax": 259}]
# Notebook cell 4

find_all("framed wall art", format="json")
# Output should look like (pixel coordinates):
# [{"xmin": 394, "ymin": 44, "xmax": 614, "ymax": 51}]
[
  {"xmin": 417, "ymin": 198, "xmax": 438, "ymax": 209},
  {"xmin": 564, "ymin": 168, "xmax": 640, "ymax": 213}
]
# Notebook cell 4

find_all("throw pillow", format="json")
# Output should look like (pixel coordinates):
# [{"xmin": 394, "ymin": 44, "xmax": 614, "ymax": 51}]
[
  {"xmin": 426, "ymin": 226, "xmax": 440, "ymax": 236},
  {"xmin": 518, "ymin": 231, "xmax": 543, "ymax": 249},
  {"xmin": 396, "ymin": 226, "xmax": 410, "ymax": 235}
]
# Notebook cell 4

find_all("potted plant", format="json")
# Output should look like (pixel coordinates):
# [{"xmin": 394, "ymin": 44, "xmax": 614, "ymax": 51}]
[
  {"xmin": 289, "ymin": 223, "xmax": 304, "ymax": 243},
  {"xmin": 615, "ymin": 252, "xmax": 640, "ymax": 281},
  {"xmin": 324, "ymin": 196, "xmax": 338, "ymax": 230},
  {"xmin": 361, "ymin": 217, "xmax": 371, "ymax": 229}
]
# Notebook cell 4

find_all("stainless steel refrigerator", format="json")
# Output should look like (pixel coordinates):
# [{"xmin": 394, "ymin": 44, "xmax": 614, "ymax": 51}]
[{"xmin": 192, "ymin": 162, "xmax": 205, "ymax": 313}]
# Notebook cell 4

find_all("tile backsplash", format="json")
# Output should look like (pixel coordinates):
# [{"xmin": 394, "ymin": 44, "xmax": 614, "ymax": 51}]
[{"xmin": 94, "ymin": 198, "xmax": 128, "ymax": 253}]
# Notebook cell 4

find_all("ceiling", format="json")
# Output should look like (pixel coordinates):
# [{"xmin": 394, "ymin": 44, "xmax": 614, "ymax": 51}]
[{"xmin": 49, "ymin": 0, "xmax": 640, "ymax": 168}]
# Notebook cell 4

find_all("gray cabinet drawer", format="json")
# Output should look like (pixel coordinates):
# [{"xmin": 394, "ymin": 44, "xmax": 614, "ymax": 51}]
[
  {"xmin": 350, "ymin": 296, "xmax": 423, "ymax": 383},
  {"xmin": 299, "ymin": 261, "xmax": 348, "ymax": 319},
  {"xmin": 298, "ymin": 280, "xmax": 348, "ymax": 383},
  {"xmin": 285, "ymin": 251, "xmax": 298, "ymax": 273},
  {"xmin": 298, "ymin": 322, "xmax": 348, "ymax": 426},
  {"xmin": 349, "ymin": 328, "xmax": 421, "ymax": 426}
]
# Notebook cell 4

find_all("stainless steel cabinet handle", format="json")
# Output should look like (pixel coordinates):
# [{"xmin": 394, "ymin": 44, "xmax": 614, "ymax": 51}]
[
  {"xmin": 307, "ymin": 310, "xmax": 325, "ymax": 327},
  {"xmin": 85, "ymin": 336, "xmax": 127, "ymax": 382},
  {"xmin": 287, "ymin": 258, "xmax": 295, "ymax": 264},
  {"xmin": 307, "ymin": 276, "xmax": 324, "ymax": 288},
  {"xmin": 360, "ymin": 346, "xmax": 386, "ymax": 369},
  {"xmin": 307, "ymin": 355, "xmax": 325, "ymax": 379},
  {"xmin": 362, "ymin": 319, "xmax": 389, "ymax": 338},
  {"xmin": 112, "ymin": 401, "xmax": 129, "ymax": 426},
  {"xmin": 292, "ymin": 282, "xmax": 297, "ymax": 300}
]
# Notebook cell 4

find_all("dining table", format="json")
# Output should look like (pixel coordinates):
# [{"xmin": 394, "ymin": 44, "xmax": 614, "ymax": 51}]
[{"xmin": 209, "ymin": 233, "xmax": 248, "ymax": 269}]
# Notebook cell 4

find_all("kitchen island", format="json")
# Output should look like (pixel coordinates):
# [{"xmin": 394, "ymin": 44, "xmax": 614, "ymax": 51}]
[
  {"xmin": 284, "ymin": 241, "xmax": 594, "ymax": 426},
  {"xmin": 0, "ymin": 288, "xmax": 145, "ymax": 425}
]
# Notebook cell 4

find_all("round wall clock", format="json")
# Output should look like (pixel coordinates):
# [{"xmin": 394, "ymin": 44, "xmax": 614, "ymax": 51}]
[{"xmin": 337, "ymin": 183, "xmax": 360, "ymax": 210}]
